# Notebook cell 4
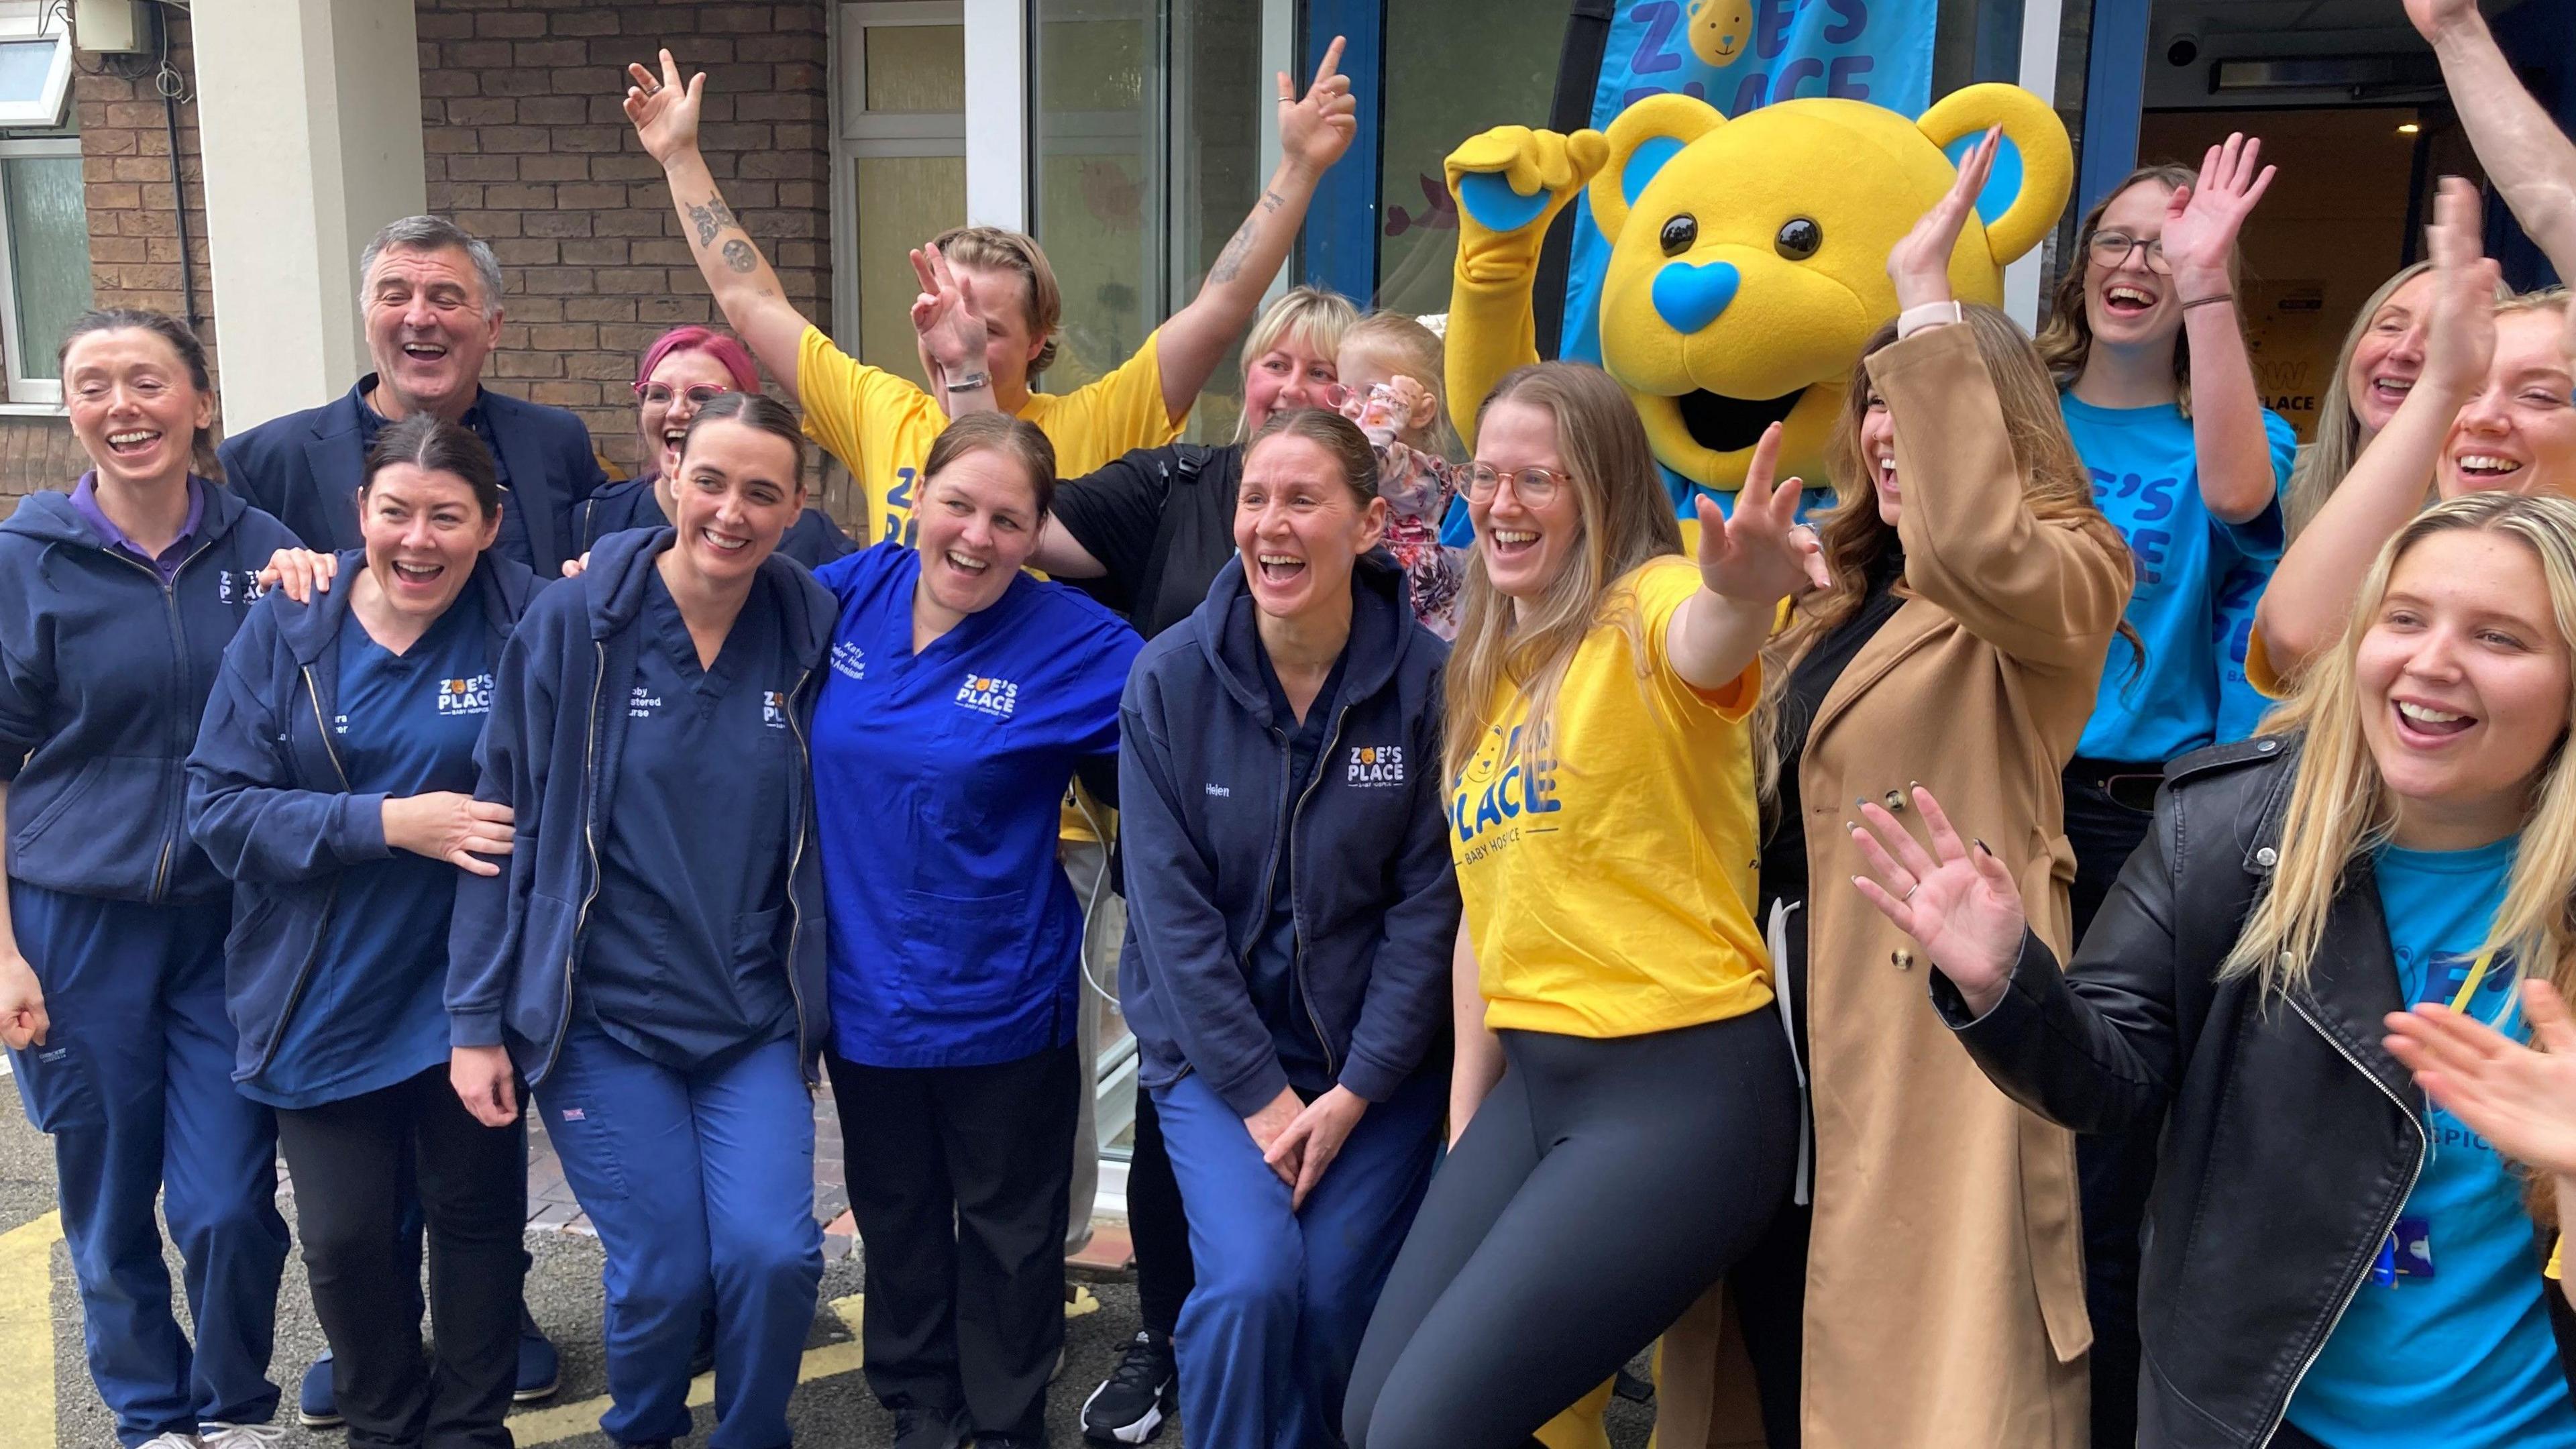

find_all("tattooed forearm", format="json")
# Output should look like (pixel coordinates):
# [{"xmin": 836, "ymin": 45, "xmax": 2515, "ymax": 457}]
[
  {"xmin": 1208, "ymin": 191, "xmax": 1287, "ymax": 285},
  {"xmin": 686, "ymin": 196, "xmax": 739, "ymax": 248},
  {"xmin": 721, "ymin": 239, "xmax": 757, "ymax": 273}
]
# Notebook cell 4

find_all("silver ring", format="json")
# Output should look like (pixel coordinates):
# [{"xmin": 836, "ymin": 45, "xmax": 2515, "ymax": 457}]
[{"xmin": 1902, "ymin": 883, "xmax": 1920, "ymax": 902}]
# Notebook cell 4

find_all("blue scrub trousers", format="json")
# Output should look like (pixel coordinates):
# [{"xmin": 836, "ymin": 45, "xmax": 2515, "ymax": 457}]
[
  {"xmin": 1155, "ymin": 1068, "xmax": 1444, "ymax": 1449},
  {"xmin": 537, "ymin": 1018, "xmax": 821, "ymax": 1449},
  {"xmin": 5, "ymin": 882, "xmax": 290, "ymax": 1445}
]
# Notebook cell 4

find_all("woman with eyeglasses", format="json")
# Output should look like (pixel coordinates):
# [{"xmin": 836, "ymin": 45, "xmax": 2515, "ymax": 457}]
[
  {"xmin": 2030, "ymin": 137, "xmax": 2301, "ymax": 1446},
  {"xmin": 580, "ymin": 327, "xmax": 857, "ymax": 568},
  {"xmin": 1341, "ymin": 363, "xmax": 1811, "ymax": 1449}
]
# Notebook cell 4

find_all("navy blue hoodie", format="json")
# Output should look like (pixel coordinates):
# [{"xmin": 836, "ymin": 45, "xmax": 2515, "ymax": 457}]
[
  {"xmin": 1117, "ymin": 551, "xmax": 1457, "ymax": 1116},
  {"xmin": 0, "ymin": 484, "xmax": 303, "ymax": 904},
  {"xmin": 445, "ymin": 527, "xmax": 835, "ymax": 1087},
  {"xmin": 578, "ymin": 472, "xmax": 859, "ymax": 570},
  {"xmin": 184, "ymin": 549, "xmax": 539, "ymax": 1087}
]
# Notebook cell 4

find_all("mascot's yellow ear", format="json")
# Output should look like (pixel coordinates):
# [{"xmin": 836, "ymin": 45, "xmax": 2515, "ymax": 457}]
[
  {"xmin": 1913, "ymin": 83, "xmax": 2072, "ymax": 267},
  {"xmin": 1588, "ymin": 93, "xmax": 1727, "ymax": 246}
]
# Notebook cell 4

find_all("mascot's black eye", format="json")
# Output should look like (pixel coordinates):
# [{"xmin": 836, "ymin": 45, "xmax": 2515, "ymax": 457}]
[
  {"xmin": 1775, "ymin": 217, "xmax": 1823, "ymax": 260},
  {"xmin": 1659, "ymin": 215, "xmax": 1698, "ymax": 257}
]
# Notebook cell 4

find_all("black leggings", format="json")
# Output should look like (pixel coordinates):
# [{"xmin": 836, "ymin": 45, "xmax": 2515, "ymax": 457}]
[
  {"xmin": 272, "ymin": 1066, "xmax": 527, "ymax": 1449},
  {"xmin": 1344, "ymin": 1012, "xmax": 1799, "ymax": 1449}
]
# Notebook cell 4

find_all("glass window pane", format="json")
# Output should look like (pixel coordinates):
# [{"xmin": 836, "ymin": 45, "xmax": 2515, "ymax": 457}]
[
  {"xmin": 863, "ymin": 23, "xmax": 965, "ymax": 113},
  {"xmin": 0, "ymin": 40, "xmax": 54, "ymax": 103},
  {"xmin": 1032, "ymin": 1, "xmax": 1161, "ymax": 407},
  {"xmin": 1375, "ymin": 2, "xmax": 1560, "ymax": 319},
  {"xmin": 6, "ymin": 156, "xmax": 91, "ymax": 383},
  {"xmin": 853, "ymin": 154, "xmax": 964, "ymax": 392}
]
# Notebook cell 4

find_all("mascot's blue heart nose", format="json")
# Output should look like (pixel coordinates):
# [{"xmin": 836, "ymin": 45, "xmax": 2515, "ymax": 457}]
[{"xmin": 1652, "ymin": 259, "xmax": 1741, "ymax": 334}]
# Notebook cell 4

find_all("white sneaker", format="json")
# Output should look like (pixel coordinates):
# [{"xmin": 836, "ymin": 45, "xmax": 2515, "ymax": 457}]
[
  {"xmin": 134, "ymin": 1434, "xmax": 201, "ymax": 1449},
  {"xmin": 198, "ymin": 1424, "xmax": 286, "ymax": 1449}
]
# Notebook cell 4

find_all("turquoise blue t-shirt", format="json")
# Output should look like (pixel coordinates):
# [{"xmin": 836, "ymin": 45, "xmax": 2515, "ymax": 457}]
[
  {"xmin": 2061, "ymin": 396, "xmax": 2296, "ymax": 762},
  {"xmin": 2212, "ymin": 555, "xmax": 2275, "ymax": 743},
  {"xmin": 242, "ymin": 600, "xmax": 489, "ymax": 1110},
  {"xmin": 2288, "ymin": 835, "xmax": 2576, "ymax": 1448}
]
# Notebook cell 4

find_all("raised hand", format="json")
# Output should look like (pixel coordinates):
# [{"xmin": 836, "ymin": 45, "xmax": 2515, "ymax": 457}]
[
  {"xmin": 2403, "ymin": 0, "xmax": 2481, "ymax": 42},
  {"xmin": 2159, "ymin": 133, "xmax": 2276, "ymax": 290},
  {"xmin": 1278, "ymin": 36, "xmax": 1358, "ymax": 179},
  {"xmin": 1886, "ymin": 126, "xmax": 1998, "ymax": 313},
  {"xmin": 258, "ymin": 547, "xmax": 338, "ymax": 605},
  {"xmin": 1693, "ymin": 422, "xmax": 1829, "ymax": 604},
  {"xmin": 2420, "ymin": 177, "xmax": 2503, "ymax": 408},
  {"xmin": 1847, "ymin": 786, "xmax": 2028, "ymax": 1018},
  {"xmin": 2385, "ymin": 978, "xmax": 2576, "ymax": 1179},
  {"xmin": 909, "ymin": 243, "xmax": 987, "ymax": 377},
  {"xmin": 1444, "ymin": 126, "xmax": 1611, "ymax": 250},
  {"xmin": 623, "ymin": 48, "xmax": 706, "ymax": 167}
]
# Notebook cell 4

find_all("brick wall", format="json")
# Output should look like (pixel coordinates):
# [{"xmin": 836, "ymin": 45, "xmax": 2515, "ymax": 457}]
[
  {"xmin": 415, "ymin": 0, "xmax": 838, "ymax": 509},
  {"xmin": 0, "ymin": 6, "xmax": 211, "ymax": 508}
]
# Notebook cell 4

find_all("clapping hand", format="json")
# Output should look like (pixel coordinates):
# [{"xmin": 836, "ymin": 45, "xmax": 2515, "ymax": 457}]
[
  {"xmin": 2385, "ymin": 978, "xmax": 2576, "ymax": 1181},
  {"xmin": 2420, "ymin": 177, "xmax": 2503, "ymax": 414},
  {"xmin": 1848, "ymin": 786, "xmax": 2029, "ymax": 1018},
  {"xmin": 1693, "ymin": 422, "xmax": 1829, "ymax": 604},
  {"xmin": 1886, "ymin": 125, "xmax": 1998, "ymax": 313}
]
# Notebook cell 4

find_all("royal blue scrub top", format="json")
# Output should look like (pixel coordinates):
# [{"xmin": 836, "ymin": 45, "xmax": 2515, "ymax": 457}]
[
  {"xmin": 245, "ymin": 598, "xmax": 489, "ymax": 1110},
  {"xmin": 580, "ymin": 567, "xmax": 800, "ymax": 1070},
  {"xmin": 811, "ymin": 541, "xmax": 1141, "ymax": 1069}
]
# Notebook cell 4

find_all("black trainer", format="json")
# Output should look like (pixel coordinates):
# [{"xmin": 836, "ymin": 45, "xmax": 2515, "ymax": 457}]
[
  {"xmin": 1079, "ymin": 1330, "xmax": 1176, "ymax": 1445},
  {"xmin": 892, "ymin": 1406, "xmax": 970, "ymax": 1449}
]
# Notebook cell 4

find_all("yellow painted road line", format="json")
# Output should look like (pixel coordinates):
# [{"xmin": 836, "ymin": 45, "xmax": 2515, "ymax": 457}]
[
  {"xmin": 0, "ymin": 1211, "xmax": 62, "ymax": 1449},
  {"xmin": 508, "ymin": 1294, "xmax": 867, "ymax": 1448}
]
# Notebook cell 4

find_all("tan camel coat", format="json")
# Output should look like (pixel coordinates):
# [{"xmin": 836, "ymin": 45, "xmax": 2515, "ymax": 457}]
[{"xmin": 1656, "ymin": 321, "xmax": 2135, "ymax": 1449}]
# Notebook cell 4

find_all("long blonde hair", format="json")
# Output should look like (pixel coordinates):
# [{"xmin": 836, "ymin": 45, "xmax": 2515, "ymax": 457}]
[
  {"xmin": 1754, "ymin": 306, "xmax": 2135, "ymax": 801},
  {"xmin": 2290, "ymin": 263, "xmax": 2434, "ymax": 537},
  {"xmin": 2225, "ymin": 492, "xmax": 2576, "ymax": 1000},
  {"xmin": 1441, "ymin": 362, "xmax": 1684, "ymax": 784}
]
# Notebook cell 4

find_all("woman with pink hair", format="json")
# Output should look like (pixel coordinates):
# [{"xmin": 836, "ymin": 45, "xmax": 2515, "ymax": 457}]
[{"xmin": 580, "ymin": 325, "xmax": 855, "ymax": 567}]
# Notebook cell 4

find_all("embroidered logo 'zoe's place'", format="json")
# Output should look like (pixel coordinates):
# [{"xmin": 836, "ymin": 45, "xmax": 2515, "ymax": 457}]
[
  {"xmin": 1347, "ymin": 744, "xmax": 1405, "ymax": 786},
  {"xmin": 436, "ymin": 674, "xmax": 494, "ymax": 716},
  {"xmin": 955, "ymin": 672, "xmax": 1020, "ymax": 718},
  {"xmin": 761, "ymin": 690, "xmax": 788, "ymax": 729}
]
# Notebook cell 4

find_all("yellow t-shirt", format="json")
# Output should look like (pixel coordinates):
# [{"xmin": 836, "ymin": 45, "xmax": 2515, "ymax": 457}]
[
  {"xmin": 1449, "ymin": 556, "xmax": 1774, "ymax": 1038},
  {"xmin": 796, "ymin": 325, "xmax": 1183, "ymax": 546}
]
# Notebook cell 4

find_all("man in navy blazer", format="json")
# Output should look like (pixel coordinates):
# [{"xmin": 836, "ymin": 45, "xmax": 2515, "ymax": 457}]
[{"xmin": 219, "ymin": 215, "xmax": 605, "ymax": 576}]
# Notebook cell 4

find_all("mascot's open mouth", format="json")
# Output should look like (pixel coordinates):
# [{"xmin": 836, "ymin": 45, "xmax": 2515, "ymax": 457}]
[{"xmin": 1675, "ymin": 386, "xmax": 1809, "ymax": 455}]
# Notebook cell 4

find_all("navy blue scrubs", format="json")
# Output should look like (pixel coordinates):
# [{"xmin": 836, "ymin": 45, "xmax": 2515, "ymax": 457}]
[
  {"xmin": 536, "ymin": 564, "xmax": 820, "ymax": 1449},
  {"xmin": 580, "ymin": 568, "xmax": 799, "ymax": 1067},
  {"xmin": 246, "ymin": 602, "xmax": 489, "ymax": 1110}
]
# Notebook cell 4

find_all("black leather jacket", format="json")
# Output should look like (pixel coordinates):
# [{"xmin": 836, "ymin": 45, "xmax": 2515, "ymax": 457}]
[{"xmin": 1934, "ymin": 734, "xmax": 2576, "ymax": 1447}]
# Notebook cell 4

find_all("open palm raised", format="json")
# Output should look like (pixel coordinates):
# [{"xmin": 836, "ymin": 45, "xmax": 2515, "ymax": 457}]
[{"xmin": 1849, "ymin": 786, "xmax": 2029, "ymax": 1017}]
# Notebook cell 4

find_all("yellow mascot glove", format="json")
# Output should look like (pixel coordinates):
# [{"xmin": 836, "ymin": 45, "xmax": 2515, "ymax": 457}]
[{"xmin": 1440, "ymin": 126, "xmax": 1610, "ymax": 446}]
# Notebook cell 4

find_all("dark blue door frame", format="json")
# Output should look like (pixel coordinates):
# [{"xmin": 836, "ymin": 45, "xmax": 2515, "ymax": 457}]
[
  {"xmin": 2077, "ymin": 0, "xmax": 2152, "ymax": 219},
  {"xmin": 1301, "ymin": 0, "xmax": 1385, "ymax": 303}
]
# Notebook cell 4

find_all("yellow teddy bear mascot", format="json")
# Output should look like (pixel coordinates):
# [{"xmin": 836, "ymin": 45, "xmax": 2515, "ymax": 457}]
[
  {"xmin": 1441, "ymin": 85, "xmax": 2072, "ymax": 517},
  {"xmin": 1442, "ymin": 82, "xmax": 2079, "ymax": 1449}
]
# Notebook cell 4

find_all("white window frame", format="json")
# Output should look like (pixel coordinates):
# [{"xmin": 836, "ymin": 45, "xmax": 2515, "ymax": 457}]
[
  {"xmin": 828, "ymin": 1, "xmax": 975, "ymax": 352},
  {"xmin": 0, "ymin": 133, "xmax": 85, "ymax": 408},
  {"xmin": 0, "ymin": 30, "xmax": 71, "ymax": 129}
]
